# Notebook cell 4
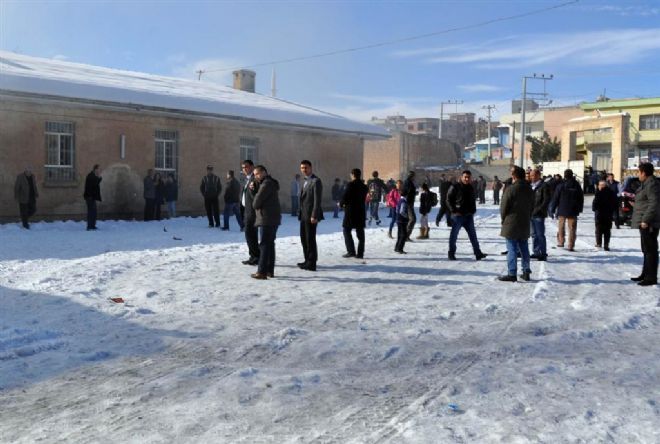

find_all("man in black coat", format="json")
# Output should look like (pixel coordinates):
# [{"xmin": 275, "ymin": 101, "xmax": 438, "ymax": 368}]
[
  {"xmin": 530, "ymin": 169, "xmax": 552, "ymax": 261},
  {"xmin": 200, "ymin": 165, "xmax": 222, "ymax": 228},
  {"xmin": 592, "ymin": 179, "xmax": 618, "ymax": 251},
  {"xmin": 250, "ymin": 165, "xmax": 281, "ymax": 280},
  {"xmin": 340, "ymin": 168, "xmax": 369, "ymax": 259},
  {"xmin": 298, "ymin": 159, "xmax": 324, "ymax": 271},
  {"xmin": 241, "ymin": 160, "xmax": 260, "ymax": 265},
  {"xmin": 435, "ymin": 175, "xmax": 453, "ymax": 227},
  {"xmin": 83, "ymin": 164, "xmax": 102, "ymax": 231},
  {"xmin": 446, "ymin": 170, "xmax": 487, "ymax": 261},
  {"xmin": 402, "ymin": 170, "xmax": 417, "ymax": 239},
  {"xmin": 222, "ymin": 170, "xmax": 244, "ymax": 231},
  {"xmin": 549, "ymin": 169, "xmax": 584, "ymax": 251}
]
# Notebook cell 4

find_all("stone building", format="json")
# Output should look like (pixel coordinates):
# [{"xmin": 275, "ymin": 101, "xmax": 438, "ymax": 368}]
[
  {"xmin": 363, "ymin": 132, "xmax": 459, "ymax": 183},
  {"xmin": 0, "ymin": 51, "xmax": 386, "ymax": 221}
]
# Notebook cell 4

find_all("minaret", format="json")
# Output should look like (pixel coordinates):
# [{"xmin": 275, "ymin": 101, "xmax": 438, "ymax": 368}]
[{"xmin": 271, "ymin": 67, "xmax": 277, "ymax": 98}]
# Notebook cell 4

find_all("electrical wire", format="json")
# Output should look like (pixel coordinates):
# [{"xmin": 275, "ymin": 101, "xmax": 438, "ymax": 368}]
[{"xmin": 199, "ymin": 0, "xmax": 580, "ymax": 75}]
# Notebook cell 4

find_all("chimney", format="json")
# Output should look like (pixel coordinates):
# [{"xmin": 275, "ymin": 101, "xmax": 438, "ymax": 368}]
[{"xmin": 232, "ymin": 69, "xmax": 256, "ymax": 93}]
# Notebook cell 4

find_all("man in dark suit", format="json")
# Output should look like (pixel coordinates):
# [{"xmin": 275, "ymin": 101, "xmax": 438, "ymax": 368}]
[
  {"xmin": 298, "ymin": 159, "xmax": 324, "ymax": 271},
  {"xmin": 83, "ymin": 164, "xmax": 102, "ymax": 231},
  {"xmin": 240, "ymin": 160, "xmax": 260, "ymax": 265},
  {"xmin": 341, "ymin": 168, "xmax": 369, "ymax": 259}
]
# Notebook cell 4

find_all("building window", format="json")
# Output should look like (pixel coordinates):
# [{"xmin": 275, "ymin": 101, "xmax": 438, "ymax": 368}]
[
  {"xmin": 155, "ymin": 129, "xmax": 178, "ymax": 177},
  {"xmin": 417, "ymin": 123, "xmax": 425, "ymax": 131},
  {"xmin": 44, "ymin": 121, "xmax": 76, "ymax": 182},
  {"xmin": 240, "ymin": 137, "xmax": 259, "ymax": 163},
  {"xmin": 407, "ymin": 124, "xmax": 415, "ymax": 131},
  {"xmin": 640, "ymin": 114, "xmax": 660, "ymax": 130}
]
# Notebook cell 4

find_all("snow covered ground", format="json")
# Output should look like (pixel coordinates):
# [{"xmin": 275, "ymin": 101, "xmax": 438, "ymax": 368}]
[{"xmin": 1, "ymin": 198, "xmax": 658, "ymax": 443}]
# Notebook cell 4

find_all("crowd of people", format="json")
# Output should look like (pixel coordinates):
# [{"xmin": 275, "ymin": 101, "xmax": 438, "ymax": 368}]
[{"xmin": 11, "ymin": 160, "xmax": 660, "ymax": 286}]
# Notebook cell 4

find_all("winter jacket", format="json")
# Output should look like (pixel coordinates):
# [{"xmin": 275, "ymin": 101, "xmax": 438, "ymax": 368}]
[
  {"xmin": 447, "ymin": 182, "xmax": 477, "ymax": 215},
  {"xmin": 439, "ymin": 180, "xmax": 452, "ymax": 207},
  {"xmin": 549, "ymin": 178, "xmax": 584, "ymax": 218},
  {"xmin": 606, "ymin": 180, "xmax": 620, "ymax": 196},
  {"xmin": 242, "ymin": 174, "xmax": 259, "ymax": 225},
  {"xmin": 592, "ymin": 187, "xmax": 618, "ymax": 223},
  {"xmin": 419, "ymin": 191, "xmax": 432, "ymax": 215},
  {"xmin": 331, "ymin": 183, "xmax": 343, "ymax": 201},
  {"xmin": 14, "ymin": 173, "xmax": 38, "ymax": 205},
  {"xmin": 341, "ymin": 179, "xmax": 368, "ymax": 229},
  {"xmin": 164, "ymin": 180, "xmax": 178, "ymax": 202},
  {"xmin": 402, "ymin": 176, "xmax": 417, "ymax": 204},
  {"xmin": 631, "ymin": 176, "xmax": 660, "ymax": 229},
  {"xmin": 367, "ymin": 178, "xmax": 386, "ymax": 202},
  {"xmin": 531, "ymin": 180, "xmax": 551, "ymax": 218},
  {"xmin": 83, "ymin": 171, "xmax": 102, "ymax": 202},
  {"xmin": 143, "ymin": 175, "xmax": 156, "ymax": 199},
  {"xmin": 200, "ymin": 173, "xmax": 222, "ymax": 199},
  {"xmin": 224, "ymin": 177, "xmax": 241, "ymax": 204},
  {"xmin": 500, "ymin": 180, "xmax": 534, "ymax": 240},
  {"xmin": 299, "ymin": 174, "xmax": 324, "ymax": 222},
  {"xmin": 492, "ymin": 179, "xmax": 503, "ymax": 192},
  {"xmin": 396, "ymin": 196, "xmax": 409, "ymax": 224},
  {"xmin": 386, "ymin": 189, "xmax": 400, "ymax": 209},
  {"xmin": 252, "ymin": 175, "xmax": 282, "ymax": 227},
  {"xmin": 154, "ymin": 179, "xmax": 165, "ymax": 205}
]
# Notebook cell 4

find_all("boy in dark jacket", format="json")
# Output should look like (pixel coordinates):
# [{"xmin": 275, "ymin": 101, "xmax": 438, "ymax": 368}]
[
  {"xmin": 394, "ymin": 180, "xmax": 409, "ymax": 254},
  {"xmin": 592, "ymin": 180, "xmax": 618, "ymax": 250},
  {"xmin": 83, "ymin": 164, "xmax": 102, "ymax": 230},
  {"xmin": 417, "ymin": 183, "xmax": 432, "ymax": 239}
]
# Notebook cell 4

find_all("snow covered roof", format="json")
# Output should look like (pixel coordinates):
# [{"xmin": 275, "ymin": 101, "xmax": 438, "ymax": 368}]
[{"xmin": 0, "ymin": 51, "xmax": 388, "ymax": 138}]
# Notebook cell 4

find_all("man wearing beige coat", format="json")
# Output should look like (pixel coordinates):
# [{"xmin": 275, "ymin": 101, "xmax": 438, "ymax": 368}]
[{"xmin": 14, "ymin": 167, "xmax": 39, "ymax": 229}]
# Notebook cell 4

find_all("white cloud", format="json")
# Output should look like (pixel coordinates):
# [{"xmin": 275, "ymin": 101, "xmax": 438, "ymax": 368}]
[
  {"xmin": 405, "ymin": 29, "xmax": 660, "ymax": 68},
  {"xmin": 52, "ymin": 54, "xmax": 68, "ymax": 61},
  {"xmin": 458, "ymin": 84, "xmax": 505, "ymax": 93},
  {"xmin": 170, "ymin": 57, "xmax": 247, "ymax": 86},
  {"xmin": 584, "ymin": 5, "xmax": 660, "ymax": 16}
]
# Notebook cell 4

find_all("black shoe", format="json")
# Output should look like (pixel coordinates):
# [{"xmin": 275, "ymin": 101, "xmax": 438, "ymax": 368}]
[
  {"xmin": 303, "ymin": 264, "xmax": 317, "ymax": 271},
  {"xmin": 297, "ymin": 262, "xmax": 307, "ymax": 269},
  {"xmin": 396, "ymin": 250, "xmax": 407, "ymax": 254},
  {"xmin": 530, "ymin": 253, "xmax": 539, "ymax": 259},
  {"xmin": 376, "ymin": 220, "xmax": 381, "ymax": 225},
  {"xmin": 500, "ymin": 251, "xmax": 508, "ymax": 255},
  {"xmin": 637, "ymin": 280, "xmax": 657, "ymax": 286},
  {"xmin": 242, "ymin": 259, "xmax": 258, "ymax": 265},
  {"xmin": 221, "ymin": 227, "xmax": 229, "ymax": 231},
  {"xmin": 208, "ymin": 224, "xmax": 214, "ymax": 228},
  {"xmin": 356, "ymin": 254, "xmax": 364, "ymax": 259},
  {"xmin": 342, "ymin": 252, "xmax": 356, "ymax": 258},
  {"xmin": 448, "ymin": 253, "xmax": 456, "ymax": 261},
  {"xmin": 536, "ymin": 255, "xmax": 548, "ymax": 261},
  {"xmin": 266, "ymin": 272, "xmax": 275, "ymax": 278},
  {"xmin": 435, "ymin": 220, "xmax": 440, "ymax": 227},
  {"xmin": 475, "ymin": 253, "xmax": 487, "ymax": 261},
  {"xmin": 630, "ymin": 275, "xmax": 645, "ymax": 282},
  {"xmin": 520, "ymin": 271, "xmax": 531, "ymax": 281},
  {"xmin": 604, "ymin": 246, "xmax": 610, "ymax": 251},
  {"xmin": 86, "ymin": 227, "xmax": 98, "ymax": 231},
  {"xmin": 498, "ymin": 275, "xmax": 517, "ymax": 282}
]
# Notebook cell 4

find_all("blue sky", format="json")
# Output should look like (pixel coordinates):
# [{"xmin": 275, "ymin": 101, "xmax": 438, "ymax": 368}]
[{"xmin": 2, "ymin": 0, "xmax": 660, "ymax": 121}]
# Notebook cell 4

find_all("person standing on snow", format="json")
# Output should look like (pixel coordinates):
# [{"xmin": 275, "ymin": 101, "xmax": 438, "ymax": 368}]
[
  {"xmin": 592, "ymin": 179, "xmax": 618, "ymax": 251},
  {"xmin": 241, "ymin": 160, "xmax": 260, "ymax": 266},
  {"xmin": 298, "ymin": 159, "xmax": 323, "ymax": 272},
  {"xmin": 530, "ymin": 169, "xmax": 552, "ymax": 261},
  {"xmin": 446, "ymin": 170, "xmax": 488, "ymax": 261},
  {"xmin": 83, "ymin": 164, "xmax": 102, "ymax": 231},
  {"xmin": 200, "ymin": 165, "xmax": 222, "ymax": 228},
  {"xmin": 250, "ymin": 165, "xmax": 281, "ymax": 280},
  {"xmin": 498, "ymin": 166, "xmax": 534, "ymax": 282},
  {"xmin": 222, "ymin": 170, "xmax": 244, "ymax": 231},
  {"xmin": 630, "ymin": 163, "xmax": 660, "ymax": 286},
  {"xmin": 549, "ymin": 169, "xmax": 584, "ymax": 252},
  {"xmin": 14, "ymin": 166, "xmax": 38, "ymax": 229},
  {"xmin": 340, "ymin": 168, "xmax": 369, "ymax": 259}
]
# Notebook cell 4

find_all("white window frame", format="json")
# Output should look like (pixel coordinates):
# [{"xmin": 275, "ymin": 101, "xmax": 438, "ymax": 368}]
[
  {"xmin": 155, "ymin": 129, "xmax": 178, "ymax": 176},
  {"xmin": 44, "ymin": 121, "xmax": 74, "ymax": 168},
  {"xmin": 240, "ymin": 137, "xmax": 259, "ymax": 164}
]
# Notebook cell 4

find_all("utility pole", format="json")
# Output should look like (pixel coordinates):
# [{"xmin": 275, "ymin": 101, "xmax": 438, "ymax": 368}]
[
  {"xmin": 196, "ymin": 69, "xmax": 204, "ymax": 81},
  {"xmin": 518, "ymin": 73, "xmax": 553, "ymax": 168},
  {"xmin": 481, "ymin": 104, "xmax": 496, "ymax": 162},
  {"xmin": 439, "ymin": 99, "xmax": 463, "ymax": 139},
  {"xmin": 271, "ymin": 67, "xmax": 277, "ymax": 98}
]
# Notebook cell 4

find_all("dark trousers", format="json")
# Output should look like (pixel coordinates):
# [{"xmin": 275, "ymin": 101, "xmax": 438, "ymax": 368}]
[
  {"xmin": 395, "ymin": 222, "xmax": 408, "ymax": 252},
  {"xmin": 406, "ymin": 206, "xmax": 417, "ymax": 238},
  {"xmin": 640, "ymin": 227, "xmax": 659, "ymax": 282},
  {"xmin": 343, "ymin": 227, "xmax": 365, "ymax": 257},
  {"xmin": 257, "ymin": 225, "xmax": 278, "ymax": 275},
  {"xmin": 244, "ymin": 218, "xmax": 260, "ymax": 261},
  {"xmin": 86, "ymin": 198, "xmax": 97, "ymax": 229},
  {"xmin": 18, "ymin": 202, "xmax": 35, "ymax": 228},
  {"xmin": 291, "ymin": 196, "xmax": 299, "ymax": 216},
  {"xmin": 204, "ymin": 197, "xmax": 220, "ymax": 226},
  {"xmin": 595, "ymin": 221, "xmax": 612, "ymax": 247},
  {"xmin": 435, "ymin": 205, "xmax": 452, "ymax": 226},
  {"xmin": 300, "ymin": 221, "xmax": 318, "ymax": 265},
  {"xmin": 154, "ymin": 203, "xmax": 162, "ymax": 221},
  {"xmin": 144, "ymin": 198, "xmax": 155, "ymax": 221},
  {"xmin": 493, "ymin": 190, "xmax": 500, "ymax": 204},
  {"xmin": 369, "ymin": 201, "xmax": 380, "ymax": 222},
  {"xmin": 531, "ymin": 217, "xmax": 547, "ymax": 256},
  {"xmin": 223, "ymin": 202, "xmax": 244, "ymax": 229},
  {"xmin": 448, "ymin": 214, "xmax": 482, "ymax": 256}
]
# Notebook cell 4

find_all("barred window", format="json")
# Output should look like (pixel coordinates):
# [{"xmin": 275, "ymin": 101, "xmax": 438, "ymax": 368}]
[
  {"xmin": 44, "ymin": 121, "xmax": 76, "ymax": 182},
  {"xmin": 155, "ymin": 129, "xmax": 178, "ymax": 177},
  {"xmin": 240, "ymin": 137, "xmax": 259, "ymax": 163},
  {"xmin": 640, "ymin": 114, "xmax": 660, "ymax": 131}
]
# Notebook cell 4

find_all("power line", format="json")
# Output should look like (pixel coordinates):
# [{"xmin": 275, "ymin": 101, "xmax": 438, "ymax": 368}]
[{"xmin": 198, "ymin": 0, "xmax": 579, "ymax": 78}]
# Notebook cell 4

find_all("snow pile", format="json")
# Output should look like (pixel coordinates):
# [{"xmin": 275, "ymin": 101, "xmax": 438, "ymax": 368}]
[{"xmin": 0, "ymin": 198, "xmax": 658, "ymax": 443}]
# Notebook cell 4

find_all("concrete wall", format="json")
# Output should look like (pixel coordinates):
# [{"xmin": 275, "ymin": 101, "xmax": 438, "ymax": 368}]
[
  {"xmin": 0, "ymin": 95, "xmax": 364, "ymax": 221},
  {"xmin": 363, "ymin": 133, "xmax": 458, "ymax": 182}
]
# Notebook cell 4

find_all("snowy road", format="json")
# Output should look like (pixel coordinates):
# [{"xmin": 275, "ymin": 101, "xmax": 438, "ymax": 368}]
[{"xmin": 1, "ymin": 201, "xmax": 658, "ymax": 443}]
